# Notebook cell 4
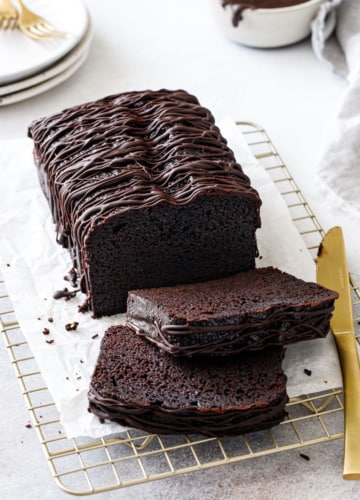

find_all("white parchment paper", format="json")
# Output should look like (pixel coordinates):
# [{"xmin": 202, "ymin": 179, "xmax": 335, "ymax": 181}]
[{"xmin": 0, "ymin": 120, "xmax": 342, "ymax": 438}]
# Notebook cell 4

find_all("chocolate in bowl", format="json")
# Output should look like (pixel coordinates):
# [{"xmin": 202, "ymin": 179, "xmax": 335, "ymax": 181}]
[
  {"xmin": 221, "ymin": 1, "xmax": 313, "ymax": 27},
  {"xmin": 212, "ymin": 0, "xmax": 325, "ymax": 48}
]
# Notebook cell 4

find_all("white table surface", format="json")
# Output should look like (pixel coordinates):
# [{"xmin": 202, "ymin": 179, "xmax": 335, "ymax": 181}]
[{"xmin": 1, "ymin": 1, "xmax": 359, "ymax": 499}]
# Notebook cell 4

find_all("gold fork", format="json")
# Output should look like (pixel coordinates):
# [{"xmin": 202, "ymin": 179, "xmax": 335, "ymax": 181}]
[
  {"xmin": 16, "ymin": 0, "xmax": 68, "ymax": 40},
  {"xmin": 0, "ymin": 0, "xmax": 18, "ymax": 29}
]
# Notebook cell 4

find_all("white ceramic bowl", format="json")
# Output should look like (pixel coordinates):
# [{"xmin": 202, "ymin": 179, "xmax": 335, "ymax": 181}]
[{"xmin": 211, "ymin": 0, "xmax": 325, "ymax": 48}]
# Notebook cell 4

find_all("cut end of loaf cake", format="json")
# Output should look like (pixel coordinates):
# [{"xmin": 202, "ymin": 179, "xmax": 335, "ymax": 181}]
[{"xmin": 86, "ymin": 194, "xmax": 259, "ymax": 315}]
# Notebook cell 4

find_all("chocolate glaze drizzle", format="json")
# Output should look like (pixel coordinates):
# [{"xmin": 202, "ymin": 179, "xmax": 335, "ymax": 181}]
[
  {"xmin": 28, "ymin": 90, "xmax": 261, "ymax": 306},
  {"xmin": 88, "ymin": 386, "xmax": 288, "ymax": 436},
  {"xmin": 221, "ymin": 0, "xmax": 310, "ymax": 27},
  {"xmin": 128, "ymin": 302, "xmax": 336, "ymax": 356}
]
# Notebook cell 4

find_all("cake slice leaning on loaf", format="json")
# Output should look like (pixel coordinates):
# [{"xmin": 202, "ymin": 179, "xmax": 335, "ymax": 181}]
[
  {"xmin": 88, "ymin": 325, "xmax": 288, "ymax": 437},
  {"xmin": 127, "ymin": 266, "xmax": 339, "ymax": 356},
  {"xmin": 28, "ymin": 89, "xmax": 261, "ymax": 317}
]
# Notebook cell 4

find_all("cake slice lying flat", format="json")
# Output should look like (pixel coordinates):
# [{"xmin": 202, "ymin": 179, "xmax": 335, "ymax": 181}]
[
  {"xmin": 88, "ymin": 326, "xmax": 288, "ymax": 437},
  {"xmin": 127, "ymin": 266, "xmax": 338, "ymax": 356}
]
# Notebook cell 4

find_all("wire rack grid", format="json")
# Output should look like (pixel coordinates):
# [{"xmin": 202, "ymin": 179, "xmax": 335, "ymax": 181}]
[{"xmin": 1, "ymin": 121, "xmax": 359, "ymax": 496}]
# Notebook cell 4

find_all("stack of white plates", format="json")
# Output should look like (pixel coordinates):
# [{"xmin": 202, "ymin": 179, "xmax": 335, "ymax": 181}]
[{"xmin": 0, "ymin": 0, "xmax": 92, "ymax": 106}]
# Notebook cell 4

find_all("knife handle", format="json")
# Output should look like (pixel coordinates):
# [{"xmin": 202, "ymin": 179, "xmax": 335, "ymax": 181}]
[{"xmin": 335, "ymin": 333, "xmax": 360, "ymax": 480}]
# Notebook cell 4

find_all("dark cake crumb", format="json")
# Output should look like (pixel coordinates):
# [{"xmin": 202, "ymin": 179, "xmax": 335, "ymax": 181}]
[
  {"xmin": 64, "ymin": 268, "xmax": 78, "ymax": 287},
  {"xmin": 25, "ymin": 423, "xmax": 32, "ymax": 429},
  {"xmin": 42, "ymin": 328, "xmax": 50, "ymax": 335},
  {"xmin": 48, "ymin": 317, "xmax": 54, "ymax": 323},
  {"xmin": 304, "ymin": 368, "xmax": 312, "ymax": 376},
  {"xmin": 46, "ymin": 339, "xmax": 55, "ymax": 344},
  {"xmin": 65, "ymin": 322, "xmax": 79, "ymax": 331},
  {"xmin": 54, "ymin": 288, "xmax": 79, "ymax": 300},
  {"xmin": 300, "ymin": 453, "xmax": 310, "ymax": 461},
  {"xmin": 91, "ymin": 334, "xmax": 99, "ymax": 339}
]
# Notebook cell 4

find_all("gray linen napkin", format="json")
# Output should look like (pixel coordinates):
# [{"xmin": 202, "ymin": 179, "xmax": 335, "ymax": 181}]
[{"xmin": 311, "ymin": 0, "xmax": 360, "ymax": 214}]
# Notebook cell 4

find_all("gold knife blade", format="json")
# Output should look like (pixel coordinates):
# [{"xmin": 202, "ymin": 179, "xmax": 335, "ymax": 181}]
[{"xmin": 317, "ymin": 226, "xmax": 360, "ymax": 480}]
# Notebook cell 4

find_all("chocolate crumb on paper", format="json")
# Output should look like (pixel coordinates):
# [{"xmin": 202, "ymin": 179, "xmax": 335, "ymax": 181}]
[
  {"xmin": 42, "ymin": 327, "xmax": 50, "ymax": 335},
  {"xmin": 300, "ymin": 453, "xmax": 310, "ymax": 461},
  {"xmin": 304, "ymin": 368, "xmax": 312, "ymax": 376},
  {"xmin": 46, "ymin": 339, "xmax": 55, "ymax": 344},
  {"xmin": 53, "ymin": 287, "xmax": 79, "ymax": 301},
  {"xmin": 65, "ymin": 321, "xmax": 79, "ymax": 331},
  {"xmin": 91, "ymin": 334, "xmax": 99, "ymax": 339}
]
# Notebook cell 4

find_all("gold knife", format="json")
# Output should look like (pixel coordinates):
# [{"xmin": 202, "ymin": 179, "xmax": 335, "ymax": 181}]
[{"xmin": 317, "ymin": 226, "xmax": 360, "ymax": 480}]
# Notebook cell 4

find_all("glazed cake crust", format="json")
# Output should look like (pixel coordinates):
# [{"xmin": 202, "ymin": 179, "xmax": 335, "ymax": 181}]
[
  {"xmin": 127, "ymin": 266, "xmax": 339, "ymax": 356},
  {"xmin": 88, "ymin": 326, "xmax": 288, "ymax": 437},
  {"xmin": 28, "ymin": 89, "xmax": 261, "ymax": 316}
]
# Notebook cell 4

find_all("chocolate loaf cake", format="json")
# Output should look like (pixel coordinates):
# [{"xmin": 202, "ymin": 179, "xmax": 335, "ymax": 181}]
[
  {"xmin": 28, "ymin": 89, "xmax": 261, "ymax": 317},
  {"xmin": 127, "ymin": 266, "xmax": 338, "ymax": 356},
  {"xmin": 88, "ymin": 325, "xmax": 288, "ymax": 436}
]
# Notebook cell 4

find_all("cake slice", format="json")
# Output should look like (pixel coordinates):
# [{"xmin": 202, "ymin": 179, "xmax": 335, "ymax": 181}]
[
  {"xmin": 127, "ymin": 266, "xmax": 338, "ymax": 356},
  {"xmin": 88, "ymin": 325, "xmax": 288, "ymax": 436},
  {"xmin": 28, "ymin": 89, "xmax": 261, "ymax": 317}
]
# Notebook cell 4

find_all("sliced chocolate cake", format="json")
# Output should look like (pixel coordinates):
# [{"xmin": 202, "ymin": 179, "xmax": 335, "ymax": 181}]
[
  {"xmin": 127, "ymin": 266, "xmax": 338, "ymax": 356},
  {"xmin": 28, "ymin": 89, "xmax": 261, "ymax": 317},
  {"xmin": 88, "ymin": 325, "xmax": 288, "ymax": 436}
]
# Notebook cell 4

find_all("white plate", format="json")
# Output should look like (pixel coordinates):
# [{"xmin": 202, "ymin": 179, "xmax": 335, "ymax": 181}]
[
  {"xmin": 0, "ymin": 0, "xmax": 88, "ymax": 85},
  {"xmin": 0, "ymin": 16, "xmax": 92, "ymax": 97},
  {"xmin": 0, "ymin": 42, "xmax": 90, "ymax": 106}
]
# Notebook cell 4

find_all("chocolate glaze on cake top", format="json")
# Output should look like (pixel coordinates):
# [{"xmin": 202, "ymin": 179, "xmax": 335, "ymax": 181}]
[
  {"xmin": 29, "ymin": 89, "xmax": 259, "ymax": 250},
  {"xmin": 222, "ymin": 0, "xmax": 310, "ymax": 26}
]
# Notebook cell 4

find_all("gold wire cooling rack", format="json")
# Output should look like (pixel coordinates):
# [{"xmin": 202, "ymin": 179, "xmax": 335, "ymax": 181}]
[{"xmin": 1, "ymin": 121, "xmax": 360, "ymax": 496}]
